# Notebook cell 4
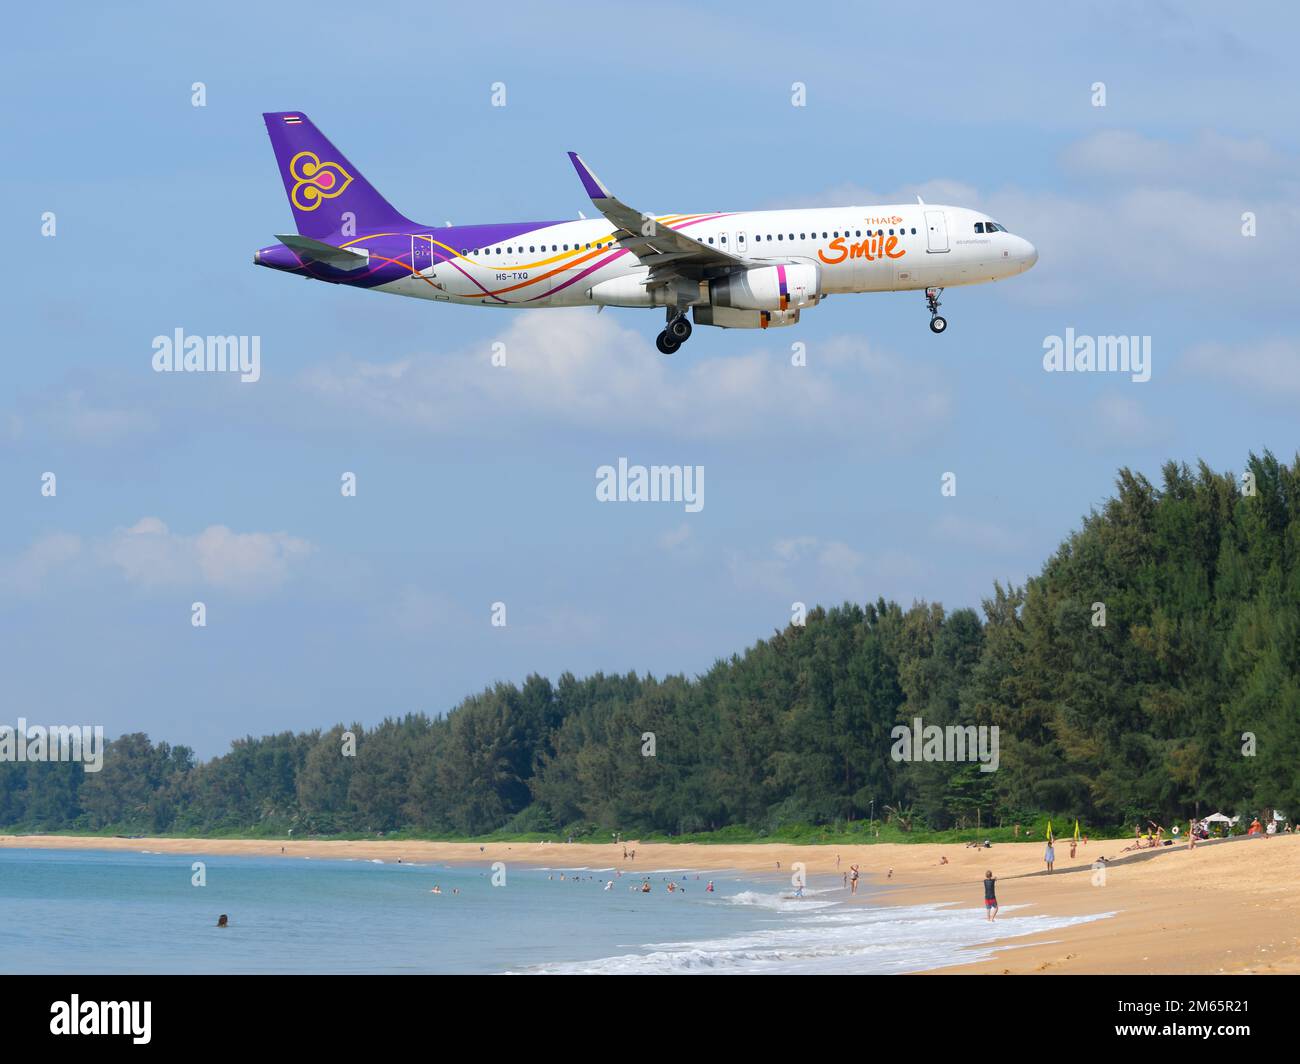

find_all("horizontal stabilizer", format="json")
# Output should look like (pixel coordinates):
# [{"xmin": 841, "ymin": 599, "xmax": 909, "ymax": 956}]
[{"xmin": 275, "ymin": 233, "xmax": 369, "ymax": 271}]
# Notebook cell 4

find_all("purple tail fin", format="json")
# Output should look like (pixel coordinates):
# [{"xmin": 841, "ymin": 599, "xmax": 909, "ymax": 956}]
[{"xmin": 262, "ymin": 112, "xmax": 412, "ymax": 240}]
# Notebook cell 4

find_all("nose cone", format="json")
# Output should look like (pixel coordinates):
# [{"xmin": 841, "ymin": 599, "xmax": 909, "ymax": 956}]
[{"xmin": 1019, "ymin": 238, "xmax": 1038, "ymax": 272}]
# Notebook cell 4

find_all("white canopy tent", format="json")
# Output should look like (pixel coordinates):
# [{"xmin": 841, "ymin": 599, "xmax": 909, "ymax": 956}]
[{"xmin": 1201, "ymin": 812, "xmax": 1237, "ymax": 824}]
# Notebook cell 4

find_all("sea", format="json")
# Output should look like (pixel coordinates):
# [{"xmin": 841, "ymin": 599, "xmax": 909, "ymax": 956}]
[{"xmin": 0, "ymin": 847, "xmax": 1113, "ymax": 974}]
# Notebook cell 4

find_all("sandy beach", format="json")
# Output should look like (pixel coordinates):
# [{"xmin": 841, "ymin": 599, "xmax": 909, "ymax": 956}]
[{"xmin": 5, "ymin": 831, "xmax": 1298, "ymax": 974}]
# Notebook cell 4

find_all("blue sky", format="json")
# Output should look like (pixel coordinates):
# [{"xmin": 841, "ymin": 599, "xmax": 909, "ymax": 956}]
[{"xmin": 3, "ymin": 2, "xmax": 1298, "ymax": 757}]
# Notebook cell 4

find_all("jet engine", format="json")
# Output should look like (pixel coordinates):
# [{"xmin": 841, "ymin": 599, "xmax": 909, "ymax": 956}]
[{"xmin": 709, "ymin": 263, "xmax": 820, "ymax": 312}]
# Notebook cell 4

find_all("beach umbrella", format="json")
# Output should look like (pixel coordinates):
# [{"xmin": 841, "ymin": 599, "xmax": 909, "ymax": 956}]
[{"xmin": 1046, "ymin": 819, "xmax": 1054, "ymax": 843}]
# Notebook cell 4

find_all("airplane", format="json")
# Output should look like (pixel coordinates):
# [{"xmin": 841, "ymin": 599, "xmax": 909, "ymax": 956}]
[{"xmin": 254, "ymin": 112, "xmax": 1037, "ymax": 354}]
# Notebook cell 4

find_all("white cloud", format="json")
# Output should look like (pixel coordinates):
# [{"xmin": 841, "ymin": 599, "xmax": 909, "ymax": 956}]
[
  {"xmin": 2, "ymin": 388, "xmax": 157, "ymax": 446},
  {"xmin": 0, "ymin": 532, "xmax": 82, "ymax": 595},
  {"xmin": 5, "ymin": 517, "xmax": 319, "ymax": 594},
  {"xmin": 726, "ymin": 535, "xmax": 902, "ymax": 600},
  {"xmin": 299, "ymin": 312, "xmax": 952, "ymax": 449}
]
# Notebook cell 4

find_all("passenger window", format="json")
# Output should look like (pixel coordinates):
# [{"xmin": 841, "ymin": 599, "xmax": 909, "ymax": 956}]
[{"xmin": 721, "ymin": 235, "xmax": 727, "ymax": 243}]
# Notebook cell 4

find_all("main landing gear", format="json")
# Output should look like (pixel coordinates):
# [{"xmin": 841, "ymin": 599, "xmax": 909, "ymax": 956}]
[
  {"xmin": 656, "ymin": 310, "xmax": 692, "ymax": 354},
  {"xmin": 925, "ymin": 287, "xmax": 947, "ymax": 333}
]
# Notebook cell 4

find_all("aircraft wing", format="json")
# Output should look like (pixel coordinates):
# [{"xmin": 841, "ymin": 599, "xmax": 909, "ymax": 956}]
[{"xmin": 567, "ymin": 152, "xmax": 750, "ymax": 279}]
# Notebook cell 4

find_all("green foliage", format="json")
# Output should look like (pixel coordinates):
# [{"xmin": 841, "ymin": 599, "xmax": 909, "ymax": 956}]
[{"xmin": 3, "ymin": 452, "xmax": 1296, "ymax": 839}]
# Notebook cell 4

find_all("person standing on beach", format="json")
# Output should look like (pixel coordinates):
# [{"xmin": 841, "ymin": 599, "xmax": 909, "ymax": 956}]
[
  {"xmin": 849, "ymin": 864, "xmax": 860, "ymax": 895},
  {"xmin": 983, "ymin": 872, "xmax": 998, "ymax": 921},
  {"xmin": 1044, "ymin": 839, "xmax": 1055, "ymax": 873}
]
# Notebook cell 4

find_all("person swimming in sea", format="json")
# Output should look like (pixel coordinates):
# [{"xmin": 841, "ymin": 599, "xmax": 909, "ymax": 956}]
[{"xmin": 216, "ymin": 914, "xmax": 229, "ymax": 927}]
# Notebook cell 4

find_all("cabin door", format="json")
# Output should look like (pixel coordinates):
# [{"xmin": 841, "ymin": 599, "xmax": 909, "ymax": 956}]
[{"xmin": 924, "ymin": 210, "xmax": 949, "ymax": 253}]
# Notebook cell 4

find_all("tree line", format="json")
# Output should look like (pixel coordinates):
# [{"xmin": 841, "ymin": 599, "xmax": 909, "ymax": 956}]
[{"xmin": 3, "ymin": 452, "xmax": 1297, "ymax": 839}]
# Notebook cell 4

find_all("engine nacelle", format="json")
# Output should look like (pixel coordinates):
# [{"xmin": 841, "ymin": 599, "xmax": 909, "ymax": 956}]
[
  {"xmin": 709, "ymin": 263, "xmax": 820, "ymax": 312},
  {"xmin": 693, "ymin": 306, "xmax": 801, "ymax": 329}
]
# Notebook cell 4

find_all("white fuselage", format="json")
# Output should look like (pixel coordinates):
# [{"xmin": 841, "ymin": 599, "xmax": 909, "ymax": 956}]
[{"xmin": 380, "ymin": 204, "xmax": 1037, "ymax": 309}]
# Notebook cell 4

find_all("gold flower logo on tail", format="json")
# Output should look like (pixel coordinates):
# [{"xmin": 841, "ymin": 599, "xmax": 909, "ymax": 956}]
[{"xmin": 289, "ymin": 151, "xmax": 353, "ymax": 212}]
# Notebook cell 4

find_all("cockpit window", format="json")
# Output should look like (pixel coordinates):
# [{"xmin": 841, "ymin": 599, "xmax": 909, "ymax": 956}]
[
  {"xmin": 974, "ymin": 222, "xmax": 985, "ymax": 233},
  {"xmin": 984, "ymin": 221, "xmax": 1007, "ymax": 232}
]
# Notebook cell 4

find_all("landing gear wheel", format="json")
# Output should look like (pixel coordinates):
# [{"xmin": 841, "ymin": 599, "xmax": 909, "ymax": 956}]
[
  {"xmin": 924, "ymin": 287, "xmax": 946, "ymax": 334},
  {"xmin": 656, "ymin": 330, "xmax": 681, "ymax": 355},
  {"xmin": 668, "ymin": 316, "xmax": 692, "ymax": 342}
]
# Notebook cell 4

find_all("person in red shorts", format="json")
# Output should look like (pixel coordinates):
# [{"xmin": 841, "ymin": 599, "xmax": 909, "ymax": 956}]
[{"xmin": 983, "ymin": 870, "xmax": 998, "ymax": 921}]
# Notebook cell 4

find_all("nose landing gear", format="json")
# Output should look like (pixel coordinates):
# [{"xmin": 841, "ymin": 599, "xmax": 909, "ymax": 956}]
[
  {"xmin": 656, "ymin": 309, "xmax": 693, "ymax": 354},
  {"xmin": 925, "ymin": 287, "xmax": 947, "ymax": 334}
]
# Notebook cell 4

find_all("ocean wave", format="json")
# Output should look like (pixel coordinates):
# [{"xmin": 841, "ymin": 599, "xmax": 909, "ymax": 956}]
[
  {"xmin": 525, "ymin": 902, "xmax": 1116, "ymax": 975},
  {"xmin": 726, "ymin": 890, "xmax": 840, "ymax": 912}
]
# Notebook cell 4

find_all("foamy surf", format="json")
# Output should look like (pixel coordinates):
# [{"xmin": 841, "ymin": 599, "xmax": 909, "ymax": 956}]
[
  {"xmin": 525, "ymin": 900, "xmax": 1115, "ymax": 975},
  {"xmin": 727, "ymin": 889, "xmax": 839, "ymax": 912}
]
